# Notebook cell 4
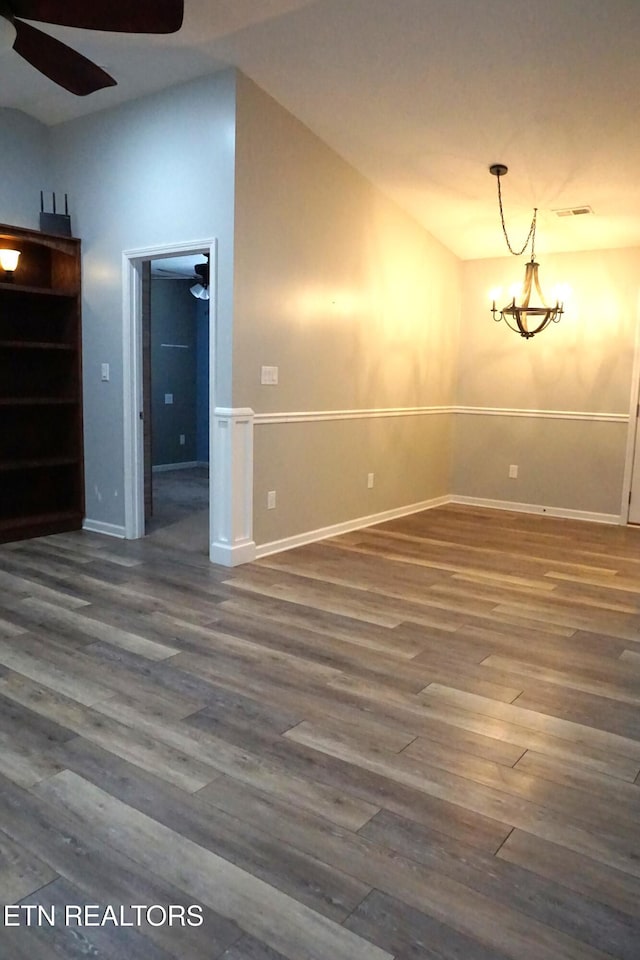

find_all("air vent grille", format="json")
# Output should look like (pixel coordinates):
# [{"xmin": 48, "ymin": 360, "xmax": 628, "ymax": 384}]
[{"xmin": 554, "ymin": 205, "xmax": 594, "ymax": 218}]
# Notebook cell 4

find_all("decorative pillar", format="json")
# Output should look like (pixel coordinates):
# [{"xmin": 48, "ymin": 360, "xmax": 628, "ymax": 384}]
[{"xmin": 210, "ymin": 407, "xmax": 256, "ymax": 566}]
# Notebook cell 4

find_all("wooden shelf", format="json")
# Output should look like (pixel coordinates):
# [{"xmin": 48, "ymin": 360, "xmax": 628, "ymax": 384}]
[
  {"xmin": 0, "ymin": 281, "xmax": 77, "ymax": 297},
  {"xmin": 0, "ymin": 511, "xmax": 83, "ymax": 539},
  {"xmin": 0, "ymin": 223, "xmax": 83, "ymax": 544},
  {"xmin": 0, "ymin": 397, "xmax": 78, "ymax": 406},
  {"xmin": 0, "ymin": 340, "xmax": 75, "ymax": 351},
  {"xmin": 0, "ymin": 456, "xmax": 79, "ymax": 473}
]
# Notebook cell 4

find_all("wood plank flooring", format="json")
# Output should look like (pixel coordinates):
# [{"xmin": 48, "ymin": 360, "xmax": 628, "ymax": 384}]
[{"xmin": 1, "ymin": 503, "xmax": 640, "ymax": 959}]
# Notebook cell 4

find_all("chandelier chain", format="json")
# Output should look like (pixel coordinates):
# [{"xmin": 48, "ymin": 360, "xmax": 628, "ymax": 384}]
[{"xmin": 495, "ymin": 172, "xmax": 537, "ymax": 259}]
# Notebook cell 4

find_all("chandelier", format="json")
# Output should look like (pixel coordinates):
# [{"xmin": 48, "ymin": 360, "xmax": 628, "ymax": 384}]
[{"xmin": 489, "ymin": 164, "xmax": 564, "ymax": 339}]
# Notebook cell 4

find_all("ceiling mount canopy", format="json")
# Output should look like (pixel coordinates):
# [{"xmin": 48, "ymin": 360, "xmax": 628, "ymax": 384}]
[
  {"xmin": 489, "ymin": 164, "xmax": 564, "ymax": 340},
  {"xmin": 0, "ymin": 0, "xmax": 184, "ymax": 96}
]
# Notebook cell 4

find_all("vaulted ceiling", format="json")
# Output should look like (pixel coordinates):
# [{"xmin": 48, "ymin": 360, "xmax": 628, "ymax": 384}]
[{"xmin": 2, "ymin": 0, "xmax": 640, "ymax": 260}]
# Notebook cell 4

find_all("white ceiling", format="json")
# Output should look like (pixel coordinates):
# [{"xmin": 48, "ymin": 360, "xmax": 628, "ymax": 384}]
[
  {"xmin": 151, "ymin": 254, "xmax": 207, "ymax": 279},
  {"xmin": 2, "ymin": 0, "xmax": 640, "ymax": 260}
]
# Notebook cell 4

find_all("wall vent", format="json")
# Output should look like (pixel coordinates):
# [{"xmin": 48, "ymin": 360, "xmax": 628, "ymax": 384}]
[{"xmin": 554, "ymin": 205, "xmax": 594, "ymax": 217}]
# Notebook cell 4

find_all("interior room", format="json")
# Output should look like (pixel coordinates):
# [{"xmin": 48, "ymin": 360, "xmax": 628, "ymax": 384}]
[
  {"xmin": 145, "ymin": 254, "xmax": 210, "ymax": 552},
  {"xmin": 0, "ymin": 2, "xmax": 639, "ymax": 959}
]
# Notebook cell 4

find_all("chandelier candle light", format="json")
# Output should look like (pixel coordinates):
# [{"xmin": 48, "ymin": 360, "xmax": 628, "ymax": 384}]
[{"xmin": 489, "ymin": 164, "xmax": 564, "ymax": 339}]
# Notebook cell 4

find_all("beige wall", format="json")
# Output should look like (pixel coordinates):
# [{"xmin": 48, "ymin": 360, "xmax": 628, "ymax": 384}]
[
  {"xmin": 454, "ymin": 247, "xmax": 640, "ymax": 517},
  {"xmin": 233, "ymin": 74, "xmax": 460, "ymax": 545},
  {"xmin": 255, "ymin": 415, "xmax": 452, "ymax": 545},
  {"xmin": 453, "ymin": 415, "xmax": 628, "ymax": 517}
]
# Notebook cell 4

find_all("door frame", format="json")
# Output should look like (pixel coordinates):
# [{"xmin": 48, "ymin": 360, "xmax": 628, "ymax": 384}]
[
  {"xmin": 122, "ymin": 238, "xmax": 217, "ymax": 541},
  {"xmin": 621, "ymin": 292, "xmax": 640, "ymax": 522}
]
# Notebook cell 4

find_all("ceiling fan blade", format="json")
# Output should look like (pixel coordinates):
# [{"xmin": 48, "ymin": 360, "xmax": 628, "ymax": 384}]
[
  {"xmin": 11, "ymin": 0, "xmax": 184, "ymax": 34},
  {"xmin": 12, "ymin": 19, "xmax": 116, "ymax": 95}
]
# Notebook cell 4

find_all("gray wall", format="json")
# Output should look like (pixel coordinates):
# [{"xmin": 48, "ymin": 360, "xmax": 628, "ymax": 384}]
[
  {"xmin": 150, "ymin": 279, "xmax": 197, "ymax": 467},
  {"xmin": 0, "ymin": 109, "xmax": 51, "ymax": 230},
  {"xmin": 48, "ymin": 71, "xmax": 237, "ymax": 530}
]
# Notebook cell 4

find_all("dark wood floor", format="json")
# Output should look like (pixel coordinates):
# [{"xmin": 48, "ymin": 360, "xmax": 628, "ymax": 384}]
[{"xmin": 1, "ymin": 504, "xmax": 640, "ymax": 959}]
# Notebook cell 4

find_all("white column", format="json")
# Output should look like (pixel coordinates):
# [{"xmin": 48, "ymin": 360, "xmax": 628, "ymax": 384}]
[{"xmin": 210, "ymin": 407, "xmax": 256, "ymax": 566}]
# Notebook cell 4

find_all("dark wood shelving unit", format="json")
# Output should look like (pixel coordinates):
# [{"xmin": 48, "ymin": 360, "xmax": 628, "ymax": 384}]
[{"xmin": 0, "ymin": 223, "xmax": 84, "ymax": 544}]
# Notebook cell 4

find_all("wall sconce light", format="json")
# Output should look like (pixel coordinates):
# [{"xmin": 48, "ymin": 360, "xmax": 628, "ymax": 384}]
[
  {"xmin": 0, "ymin": 248, "xmax": 21, "ymax": 280},
  {"xmin": 489, "ymin": 165, "xmax": 564, "ymax": 339}
]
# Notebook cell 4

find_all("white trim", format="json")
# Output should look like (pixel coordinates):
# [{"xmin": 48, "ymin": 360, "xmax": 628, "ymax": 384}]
[
  {"xmin": 210, "ymin": 540, "xmax": 257, "ymax": 566},
  {"xmin": 449, "ymin": 495, "xmax": 621, "ymax": 525},
  {"xmin": 82, "ymin": 519, "xmax": 126, "ymax": 539},
  {"xmin": 122, "ymin": 238, "xmax": 217, "ymax": 542},
  {"xmin": 622, "ymin": 288, "xmax": 640, "ymax": 520},
  {"xmin": 455, "ymin": 406, "xmax": 627, "ymax": 423},
  {"xmin": 210, "ymin": 407, "xmax": 256, "ymax": 566},
  {"xmin": 152, "ymin": 461, "xmax": 207, "ymax": 473},
  {"xmin": 254, "ymin": 491, "xmax": 622, "ymax": 560},
  {"xmin": 254, "ymin": 495, "xmax": 450, "ymax": 559},
  {"xmin": 254, "ymin": 405, "xmax": 627, "ymax": 426},
  {"xmin": 122, "ymin": 252, "xmax": 144, "ymax": 539},
  {"xmin": 255, "ymin": 405, "xmax": 453, "ymax": 425}
]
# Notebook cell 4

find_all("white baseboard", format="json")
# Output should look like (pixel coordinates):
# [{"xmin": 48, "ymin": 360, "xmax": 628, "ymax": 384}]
[
  {"xmin": 152, "ymin": 461, "xmax": 208, "ymax": 473},
  {"xmin": 449, "ymin": 495, "xmax": 622, "ymax": 525},
  {"xmin": 254, "ymin": 495, "xmax": 450, "ymax": 559},
  {"xmin": 210, "ymin": 539, "xmax": 257, "ymax": 567},
  {"xmin": 82, "ymin": 519, "xmax": 127, "ymax": 539},
  {"xmin": 254, "ymin": 493, "xmax": 623, "ymax": 561}
]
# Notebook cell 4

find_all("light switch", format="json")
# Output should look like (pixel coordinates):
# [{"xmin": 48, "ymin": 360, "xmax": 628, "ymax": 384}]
[
  {"xmin": 101, "ymin": 363, "xmax": 110, "ymax": 382},
  {"xmin": 165, "ymin": 393, "xmax": 173, "ymax": 404},
  {"xmin": 261, "ymin": 365, "xmax": 279, "ymax": 385}
]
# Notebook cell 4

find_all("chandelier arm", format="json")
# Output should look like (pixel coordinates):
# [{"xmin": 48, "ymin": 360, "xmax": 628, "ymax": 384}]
[
  {"xmin": 499, "ymin": 310, "xmax": 530, "ymax": 338},
  {"xmin": 532, "ymin": 264, "xmax": 547, "ymax": 307},
  {"xmin": 526, "ymin": 312, "xmax": 555, "ymax": 337},
  {"xmin": 495, "ymin": 172, "xmax": 537, "ymax": 257},
  {"xmin": 520, "ymin": 262, "xmax": 533, "ymax": 308}
]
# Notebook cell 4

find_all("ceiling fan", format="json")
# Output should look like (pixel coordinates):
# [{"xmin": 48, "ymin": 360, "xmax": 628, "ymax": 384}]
[
  {"xmin": 153, "ymin": 255, "xmax": 210, "ymax": 299},
  {"xmin": 190, "ymin": 256, "xmax": 210, "ymax": 299},
  {"xmin": 0, "ymin": 0, "xmax": 184, "ymax": 96}
]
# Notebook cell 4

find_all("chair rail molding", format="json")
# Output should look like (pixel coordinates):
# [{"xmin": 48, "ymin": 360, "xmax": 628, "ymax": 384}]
[{"xmin": 210, "ymin": 407, "xmax": 256, "ymax": 566}]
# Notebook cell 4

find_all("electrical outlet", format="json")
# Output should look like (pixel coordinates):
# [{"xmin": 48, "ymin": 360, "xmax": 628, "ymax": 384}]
[
  {"xmin": 509, "ymin": 464, "xmax": 518, "ymax": 479},
  {"xmin": 179, "ymin": 434, "xmax": 185, "ymax": 446},
  {"xmin": 367, "ymin": 472, "xmax": 375, "ymax": 488},
  {"xmin": 267, "ymin": 490, "xmax": 276, "ymax": 509}
]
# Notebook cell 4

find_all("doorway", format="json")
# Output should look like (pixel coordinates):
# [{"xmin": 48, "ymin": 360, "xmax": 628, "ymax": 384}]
[
  {"xmin": 122, "ymin": 239, "xmax": 216, "ymax": 551},
  {"xmin": 143, "ymin": 253, "xmax": 210, "ymax": 551},
  {"xmin": 628, "ymin": 405, "xmax": 640, "ymax": 523}
]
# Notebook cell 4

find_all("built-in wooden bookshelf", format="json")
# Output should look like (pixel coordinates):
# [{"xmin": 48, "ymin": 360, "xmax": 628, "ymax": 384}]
[{"xmin": 0, "ymin": 223, "xmax": 83, "ymax": 543}]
